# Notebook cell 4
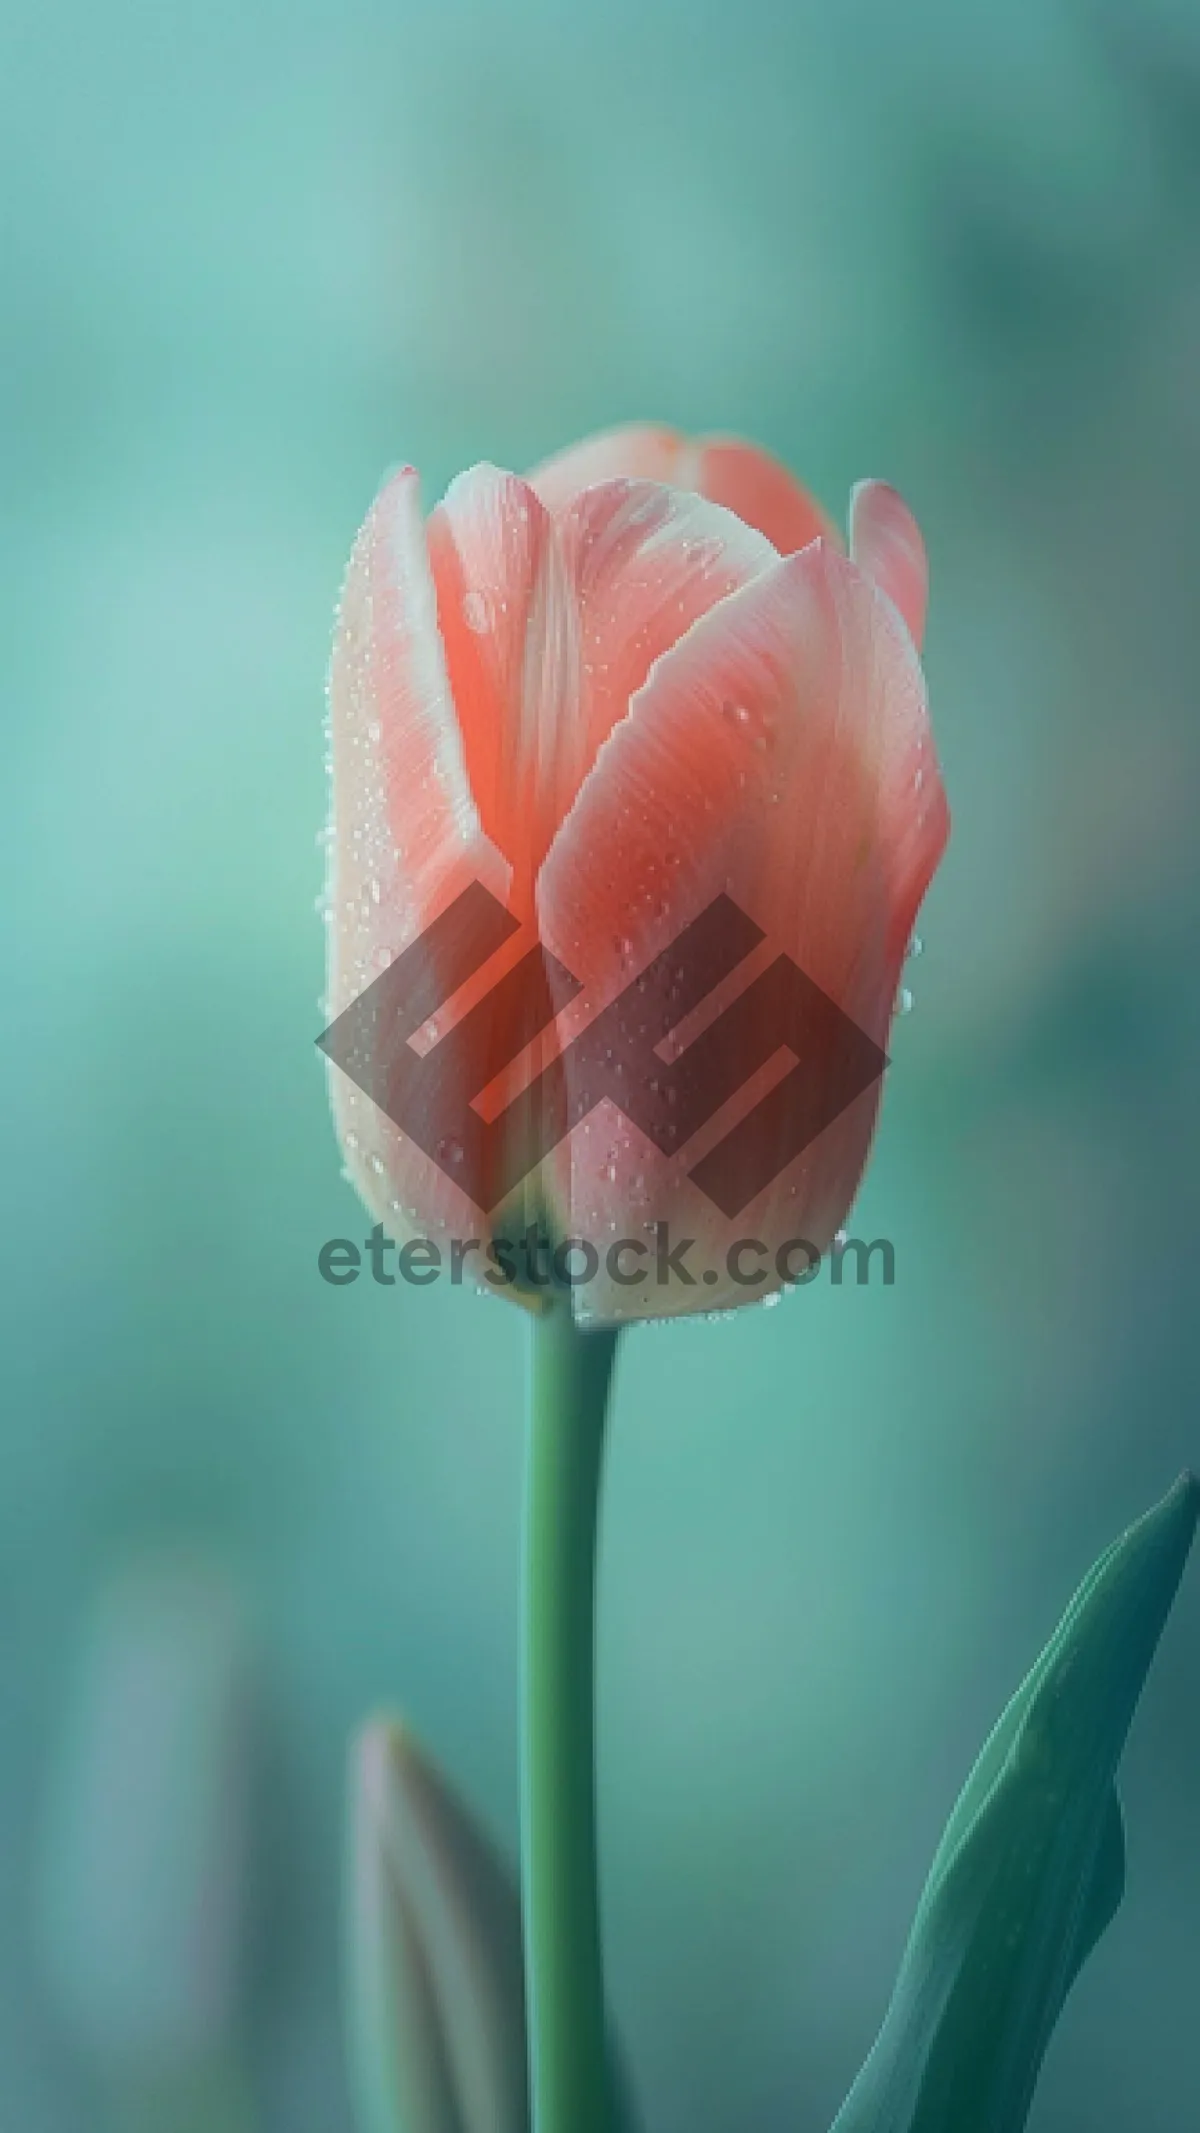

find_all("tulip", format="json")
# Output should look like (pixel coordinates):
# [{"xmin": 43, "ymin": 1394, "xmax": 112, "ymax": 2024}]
[
  {"xmin": 325, "ymin": 423, "xmax": 947, "ymax": 1324},
  {"xmin": 323, "ymin": 425, "xmax": 949, "ymax": 2133}
]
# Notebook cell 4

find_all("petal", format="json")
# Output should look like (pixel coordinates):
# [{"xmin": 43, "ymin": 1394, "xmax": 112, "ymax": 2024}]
[
  {"xmin": 685, "ymin": 435, "xmax": 837, "ymax": 556},
  {"xmin": 527, "ymin": 425, "xmax": 685, "ymax": 513},
  {"xmin": 849, "ymin": 479, "xmax": 928, "ymax": 649},
  {"xmin": 328, "ymin": 465, "xmax": 509, "ymax": 984},
  {"xmin": 555, "ymin": 475, "xmax": 777, "ymax": 829},
  {"xmin": 325, "ymin": 465, "xmax": 510, "ymax": 1243},
  {"xmin": 426, "ymin": 471, "xmax": 777, "ymax": 899},
  {"xmin": 425, "ymin": 464, "xmax": 560, "ymax": 915},
  {"xmin": 528, "ymin": 425, "xmax": 836, "ymax": 560},
  {"xmin": 535, "ymin": 542, "xmax": 948, "ymax": 1323}
]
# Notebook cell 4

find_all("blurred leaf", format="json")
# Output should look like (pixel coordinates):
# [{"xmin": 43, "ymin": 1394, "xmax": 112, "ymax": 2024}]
[
  {"xmin": 35, "ymin": 1553, "xmax": 254, "ymax": 2083},
  {"xmin": 830, "ymin": 1473, "xmax": 1198, "ymax": 2133},
  {"xmin": 347, "ymin": 1719, "xmax": 639, "ymax": 2133},
  {"xmin": 348, "ymin": 1717, "xmax": 528, "ymax": 2133}
]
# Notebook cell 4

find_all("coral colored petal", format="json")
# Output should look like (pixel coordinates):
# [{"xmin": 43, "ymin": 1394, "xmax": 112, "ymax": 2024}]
[
  {"xmin": 529, "ymin": 426, "xmax": 837, "ymax": 561},
  {"xmin": 526, "ymin": 425, "xmax": 685, "ymax": 513},
  {"xmin": 556, "ymin": 475, "xmax": 777, "ymax": 814},
  {"xmin": 849, "ymin": 479, "xmax": 928, "ymax": 649},
  {"xmin": 425, "ymin": 464, "xmax": 559, "ymax": 911},
  {"xmin": 328, "ymin": 465, "xmax": 509, "ymax": 992},
  {"xmin": 326, "ymin": 465, "xmax": 509, "ymax": 1243},
  {"xmin": 685, "ymin": 435, "xmax": 837, "ymax": 556},
  {"xmin": 536, "ymin": 542, "xmax": 947, "ymax": 1324},
  {"xmin": 427, "ymin": 471, "xmax": 777, "ymax": 899}
]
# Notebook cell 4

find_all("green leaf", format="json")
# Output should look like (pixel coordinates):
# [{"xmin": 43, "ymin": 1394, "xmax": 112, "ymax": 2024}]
[{"xmin": 830, "ymin": 1473, "xmax": 1198, "ymax": 2133}]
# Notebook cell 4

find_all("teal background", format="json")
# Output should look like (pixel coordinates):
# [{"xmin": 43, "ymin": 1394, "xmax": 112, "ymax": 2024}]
[{"xmin": 3, "ymin": 0, "xmax": 1199, "ymax": 2126}]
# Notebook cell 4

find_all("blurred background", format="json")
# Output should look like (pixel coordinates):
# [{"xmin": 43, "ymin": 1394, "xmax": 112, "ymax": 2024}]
[{"xmin": 3, "ymin": 0, "xmax": 1199, "ymax": 2126}]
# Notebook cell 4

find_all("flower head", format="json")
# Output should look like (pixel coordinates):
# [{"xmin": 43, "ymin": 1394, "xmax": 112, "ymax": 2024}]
[{"xmin": 323, "ymin": 425, "xmax": 947, "ymax": 1323}]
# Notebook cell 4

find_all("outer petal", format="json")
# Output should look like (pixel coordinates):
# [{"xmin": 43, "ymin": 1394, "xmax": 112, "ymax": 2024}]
[
  {"xmin": 849, "ymin": 479, "xmax": 928, "ymax": 650},
  {"xmin": 683, "ymin": 435, "xmax": 836, "ymax": 556},
  {"xmin": 528, "ymin": 425, "xmax": 835, "ymax": 556},
  {"xmin": 325, "ymin": 466, "xmax": 510, "ymax": 1243},
  {"xmin": 535, "ymin": 541, "xmax": 948, "ymax": 1325}
]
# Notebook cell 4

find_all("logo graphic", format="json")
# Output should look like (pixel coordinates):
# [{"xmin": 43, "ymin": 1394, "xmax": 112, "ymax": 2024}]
[{"xmin": 317, "ymin": 882, "xmax": 887, "ymax": 1218}]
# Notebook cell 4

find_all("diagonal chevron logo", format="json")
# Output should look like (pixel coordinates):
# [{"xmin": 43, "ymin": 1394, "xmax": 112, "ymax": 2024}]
[{"xmin": 317, "ymin": 882, "xmax": 888, "ymax": 1219}]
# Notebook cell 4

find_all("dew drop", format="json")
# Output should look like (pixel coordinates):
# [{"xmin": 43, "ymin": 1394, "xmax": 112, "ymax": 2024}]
[{"xmin": 895, "ymin": 986, "xmax": 913, "ymax": 1018}]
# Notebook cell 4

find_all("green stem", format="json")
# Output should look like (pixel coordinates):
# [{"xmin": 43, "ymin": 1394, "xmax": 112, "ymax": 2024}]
[{"xmin": 521, "ymin": 1299, "xmax": 619, "ymax": 2133}]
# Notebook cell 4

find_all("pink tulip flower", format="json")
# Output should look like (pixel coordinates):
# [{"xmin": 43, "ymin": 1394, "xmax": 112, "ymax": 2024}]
[{"xmin": 324, "ymin": 424, "xmax": 947, "ymax": 1323}]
